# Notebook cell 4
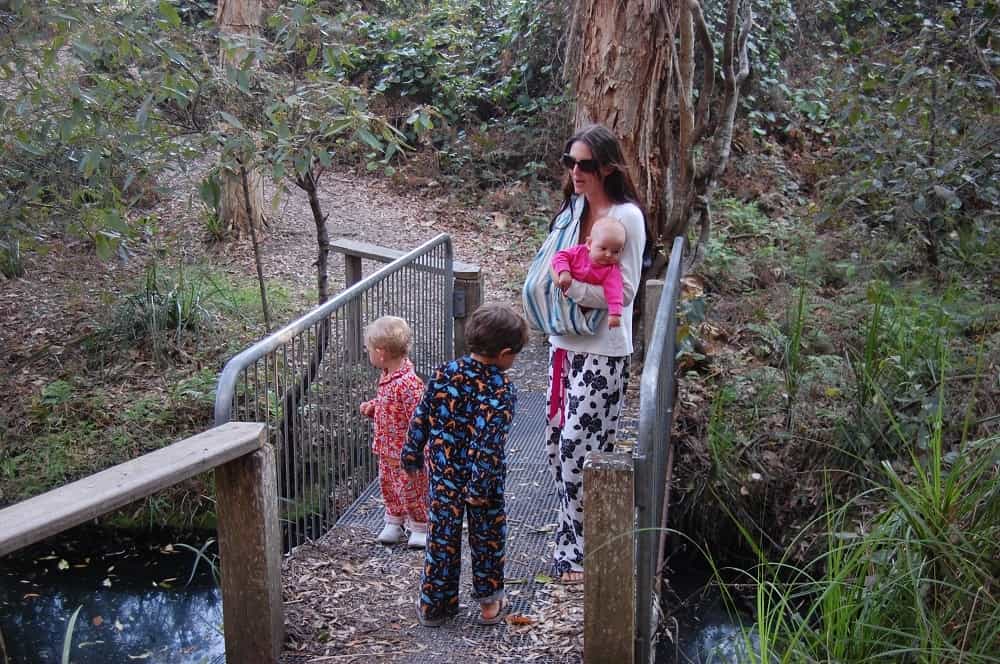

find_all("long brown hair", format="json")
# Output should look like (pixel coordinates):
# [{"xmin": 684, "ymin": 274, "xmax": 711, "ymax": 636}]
[{"xmin": 551, "ymin": 124, "xmax": 645, "ymax": 229}]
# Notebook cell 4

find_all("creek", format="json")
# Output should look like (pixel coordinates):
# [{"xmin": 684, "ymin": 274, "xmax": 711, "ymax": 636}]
[
  {"xmin": 0, "ymin": 526, "xmax": 223, "ymax": 664},
  {"xmin": 657, "ymin": 548, "xmax": 765, "ymax": 664}
]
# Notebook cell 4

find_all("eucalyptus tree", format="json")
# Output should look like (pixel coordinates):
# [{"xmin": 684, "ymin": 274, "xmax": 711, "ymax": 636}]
[
  {"xmin": 0, "ymin": 0, "xmax": 215, "ymax": 268},
  {"xmin": 566, "ymin": 0, "xmax": 753, "ymax": 265}
]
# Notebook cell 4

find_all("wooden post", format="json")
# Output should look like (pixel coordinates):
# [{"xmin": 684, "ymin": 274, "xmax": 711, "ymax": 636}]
[
  {"xmin": 453, "ymin": 270, "xmax": 483, "ymax": 357},
  {"xmin": 345, "ymin": 254, "xmax": 364, "ymax": 363},
  {"xmin": 583, "ymin": 452, "xmax": 635, "ymax": 664},
  {"xmin": 643, "ymin": 278, "xmax": 665, "ymax": 359},
  {"xmin": 215, "ymin": 441, "xmax": 284, "ymax": 662}
]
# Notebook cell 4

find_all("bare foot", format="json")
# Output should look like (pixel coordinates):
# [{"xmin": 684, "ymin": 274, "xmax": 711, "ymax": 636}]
[
  {"xmin": 560, "ymin": 570, "xmax": 584, "ymax": 584},
  {"xmin": 478, "ymin": 597, "xmax": 509, "ymax": 625}
]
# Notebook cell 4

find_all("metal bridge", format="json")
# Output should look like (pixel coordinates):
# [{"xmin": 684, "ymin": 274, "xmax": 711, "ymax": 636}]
[{"xmin": 212, "ymin": 233, "xmax": 685, "ymax": 663}]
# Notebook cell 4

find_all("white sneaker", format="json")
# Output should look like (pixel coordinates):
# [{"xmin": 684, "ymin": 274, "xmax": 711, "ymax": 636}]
[
  {"xmin": 376, "ymin": 523, "xmax": 405, "ymax": 544},
  {"xmin": 407, "ymin": 530, "xmax": 427, "ymax": 549}
]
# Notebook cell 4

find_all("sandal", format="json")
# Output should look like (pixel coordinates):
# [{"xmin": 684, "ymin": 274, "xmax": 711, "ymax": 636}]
[
  {"xmin": 476, "ymin": 597, "xmax": 510, "ymax": 626},
  {"xmin": 414, "ymin": 597, "xmax": 447, "ymax": 628}
]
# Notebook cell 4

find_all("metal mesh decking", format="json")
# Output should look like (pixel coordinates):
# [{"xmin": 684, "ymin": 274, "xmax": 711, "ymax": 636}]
[{"xmin": 318, "ymin": 391, "xmax": 579, "ymax": 663}]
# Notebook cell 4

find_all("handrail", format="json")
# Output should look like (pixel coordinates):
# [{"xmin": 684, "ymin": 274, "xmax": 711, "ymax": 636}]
[
  {"xmin": 0, "ymin": 422, "xmax": 283, "ymax": 661},
  {"xmin": 0, "ymin": 422, "xmax": 264, "ymax": 556},
  {"xmin": 635, "ymin": 236, "xmax": 686, "ymax": 664},
  {"xmin": 214, "ymin": 233, "xmax": 454, "ymax": 426}
]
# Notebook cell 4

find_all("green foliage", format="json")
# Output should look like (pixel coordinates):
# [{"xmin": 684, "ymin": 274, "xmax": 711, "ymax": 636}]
[
  {"xmin": 0, "ymin": 236, "xmax": 25, "ymax": 279},
  {"xmin": 716, "ymin": 427, "xmax": 1000, "ymax": 663},
  {"xmin": 782, "ymin": 288, "xmax": 809, "ymax": 426},
  {"xmin": 267, "ymin": 0, "xmax": 569, "ymax": 186},
  {"xmin": 707, "ymin": 386, "xmax": 739, "ymax": 476},
  {"xmin": 700, "ymin": 0, "xmax": 833, "ymax": 139},
  {"xmin": 819, "ymin": 0, "xmax": 1000, "ymax": 274},
  {"xmin": 839, "ymin": 282, "xmax": 975, "ymax": 464},
  {"xmin": 61, "ymin": 604, "xmax": 83, "ymax": 664},
  {"xmin": 197, "ymin": 174, "xmax": 225, "ymax": 242},
  {"xmin": 105, "ymin": 262, "xmax": 212, "ymax": 363},
  {"xmin": 1, "ymin": 1, "xmax": 211, "ymax": 256}
]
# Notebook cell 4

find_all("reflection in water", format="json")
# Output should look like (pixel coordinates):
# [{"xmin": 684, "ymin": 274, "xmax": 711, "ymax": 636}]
[
  {"xmin": 678, "ymin": 606, "xmax": 764, "ymax": 664},
  {"xmin": 657, "ymin": 548, "xmax": 768, "ymax": 664},
  {"xmin": 0, "ymin": 529, "xmax": 225, "ymax": 664}
]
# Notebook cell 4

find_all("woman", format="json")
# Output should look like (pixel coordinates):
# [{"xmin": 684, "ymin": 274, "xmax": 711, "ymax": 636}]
[{"xmin": 542, "ymin": 124, "xmax": 646, "ymax": 583}]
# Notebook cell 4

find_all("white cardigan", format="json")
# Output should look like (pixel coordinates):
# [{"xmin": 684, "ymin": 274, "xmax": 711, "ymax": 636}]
[{"xmin": 549, "ymin": 200, "xmax": 646, "ymax": 357}]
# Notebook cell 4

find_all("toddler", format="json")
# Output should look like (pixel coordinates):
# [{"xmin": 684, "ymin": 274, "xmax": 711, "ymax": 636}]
[
  {"xmin": 359, "ymin": 315, "xmax": 429, "ymax": 548},
  {"xmin": 551, "ymin": 215, "xmax": 627, "ymax": 328},
  {"xmin": 402, "ymin": 303, "xmax": 528, "ymax": 627}
]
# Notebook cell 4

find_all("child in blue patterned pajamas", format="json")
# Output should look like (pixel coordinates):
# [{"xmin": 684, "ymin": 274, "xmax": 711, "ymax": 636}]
[{"xmin": 401, "ymin": 303, "xmax": 528, "ymax": 627}]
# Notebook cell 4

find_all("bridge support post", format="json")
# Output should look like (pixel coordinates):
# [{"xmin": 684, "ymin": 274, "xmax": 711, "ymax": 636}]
[
  {"xmin": 453, "ymin": 270, "xmax": 483, "ymax": 357},
  {"xmin": 216, "ymin": 441, "xmax": 284, "ymax": 662},
  {"xmin": 583, "ymin": 452, "xmax": 635, "ymax": 664},
  {"xmin": 344, "ymin": 254, "xmax": 365, "ymax": 363},
  {"xmin": 642, "ymin": 278, "xmax": 665, "ymax": 358}
]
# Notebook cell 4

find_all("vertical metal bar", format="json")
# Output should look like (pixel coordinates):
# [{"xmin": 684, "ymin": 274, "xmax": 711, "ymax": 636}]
[{"xmin": 635, "ymin": 236, "xmax": 685, "ymax": 664}]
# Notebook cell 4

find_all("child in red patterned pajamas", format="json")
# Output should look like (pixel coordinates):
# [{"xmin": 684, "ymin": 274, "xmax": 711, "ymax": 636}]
[{"xmin": 359, "ymin": 315, "xmax": 429, "ymax": 548}]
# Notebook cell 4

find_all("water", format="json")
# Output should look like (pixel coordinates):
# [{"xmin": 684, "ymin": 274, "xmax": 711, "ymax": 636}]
[
  {"xmin": 0, "ymin": 527, "xmax": 224, "ymax": 664},
  {"xmin": 657, "ymin": 548, "xmax": 766, "ymax": 664}
]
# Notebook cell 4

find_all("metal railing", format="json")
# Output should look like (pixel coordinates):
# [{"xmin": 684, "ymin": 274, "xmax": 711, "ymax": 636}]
[
  {"xmin": 635, "ymin": 236, "xmax": 686, "ymax": 664},
  {"xmin": 214, "ymin": 234, "xmax": 454, "ymax": 550}
]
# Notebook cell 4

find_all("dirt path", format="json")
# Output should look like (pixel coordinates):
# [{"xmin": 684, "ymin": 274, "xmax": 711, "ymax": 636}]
[{"xmin": 0, "ymin": 166, "xmax": 553, "ymax": 480}]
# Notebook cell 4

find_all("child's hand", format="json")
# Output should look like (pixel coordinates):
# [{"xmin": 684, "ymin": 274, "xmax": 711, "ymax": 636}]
[
  {"xmin": 608, "ymin": 314, "xmax": 622, "ymax": 328},
  {"xmin": 360, "ymin": 401, "xmax": 375, "ymax": 417},
  {"xmin": 556, "ymin": 271, "xmax": 572, "ymax": 293}
]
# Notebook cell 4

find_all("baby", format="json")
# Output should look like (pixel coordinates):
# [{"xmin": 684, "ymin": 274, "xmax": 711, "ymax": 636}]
[{"xmin": 551, "ymin": 215, "xmax": 626, "ymax": 328}]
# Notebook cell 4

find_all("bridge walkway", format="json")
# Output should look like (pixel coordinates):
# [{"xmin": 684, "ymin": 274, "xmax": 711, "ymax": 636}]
[{"xmin": 279, "ymin": 391, "xmax": 586, "ymax": 663}]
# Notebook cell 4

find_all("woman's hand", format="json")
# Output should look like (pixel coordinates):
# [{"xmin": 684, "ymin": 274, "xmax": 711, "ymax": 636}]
[{"xmin": 360, "ymin": 401, "xmax": 375, "ymax": 417}]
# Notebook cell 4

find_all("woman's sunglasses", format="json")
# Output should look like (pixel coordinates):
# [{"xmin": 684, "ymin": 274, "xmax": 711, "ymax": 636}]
[{"xmin": 561, "ymin": 154, "xmax": 600, "ymax": 174}]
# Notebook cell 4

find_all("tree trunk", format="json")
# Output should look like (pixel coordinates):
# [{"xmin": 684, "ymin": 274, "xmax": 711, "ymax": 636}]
[
  {"xmin": 217, "ymin": 0, "xmax": 265, "ymax": 239},
  {"xmin": 570, "ymin": 1, "xmax": 678, "ymax": 245},
  {"xmin": 299, "ymin": 172, "xmax": 331, "ymax": 305},
  {"xmin": 569, "ymin": 0, "xmax": 752, "ymax": 261},
  {"xmin": 241, "ymin": 163, "xmax": 273, "ymax": 331}
]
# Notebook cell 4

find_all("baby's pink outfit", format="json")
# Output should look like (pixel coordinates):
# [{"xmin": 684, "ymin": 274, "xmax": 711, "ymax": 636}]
[{"xmin": 551, "ymin": 244, "xmax": 623, "ymax": 316}]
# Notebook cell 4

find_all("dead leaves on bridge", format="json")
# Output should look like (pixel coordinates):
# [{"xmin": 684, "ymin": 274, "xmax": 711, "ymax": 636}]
[{"xmin": 281, "ymin": 525, "xmax": 583, "ymax": 663}]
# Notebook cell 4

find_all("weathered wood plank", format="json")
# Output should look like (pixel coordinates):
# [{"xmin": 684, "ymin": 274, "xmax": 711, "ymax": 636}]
[
  {"xmin": 216, "ymin": 443, "xmax": 283, "ymax": 661},
  {"xmin": 329, "ymin": 238, "xmax": 480, "ymax": 278},
  {"xmin": 583, "ymin": 452, "xmax": 636, "ymax": 664},
  {"xmin": 642, "ymin": 278, "xmax": 665, "ymax": 358},
  {"xmin": 0, "ymin": 422, "xmax": 266, "ymax": 556},
  {"xmin": 453, "ymin": 272, "xmax": 484, "ymax": 356},
  {"xmin": 345, "ymin": 253, "xmax": 365, "ymax": 362}
]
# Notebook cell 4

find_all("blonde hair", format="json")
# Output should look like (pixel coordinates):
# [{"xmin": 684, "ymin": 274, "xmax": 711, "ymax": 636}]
[
  {"xmin": 591, "ymin": 215, "xmax": 627, "ymax": 247},
  {"xmin": 363, "ymin": 315, "xmax": 412, "ymax": 358}
]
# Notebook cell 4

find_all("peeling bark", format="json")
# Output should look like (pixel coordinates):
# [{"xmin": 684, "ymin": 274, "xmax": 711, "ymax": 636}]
[
  {"xmin": 568, "ymin": 0, "xmax": 753, "ymax": 261},
  {"xmin": 217, "ymin": 0, "xmax": 265, "ymax": 239}
]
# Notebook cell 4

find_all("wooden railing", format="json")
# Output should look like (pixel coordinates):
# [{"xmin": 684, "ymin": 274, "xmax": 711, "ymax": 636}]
[{"xmin": 0, "ymin": 422, "xmax": 283, "ymax": 662}]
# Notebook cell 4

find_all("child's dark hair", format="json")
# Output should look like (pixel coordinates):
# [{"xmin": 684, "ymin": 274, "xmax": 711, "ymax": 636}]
[{"xmin": 466, "ymin": 303, "xmax": 529, "ymax": 357}]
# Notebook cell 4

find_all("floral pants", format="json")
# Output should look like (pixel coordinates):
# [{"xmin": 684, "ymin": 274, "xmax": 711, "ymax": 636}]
[
  {"xmin": 546, "ymin": 348, "xmax": 629, "ymax": 576},
  {"xmin": 378, "ymin": 455, "xmax": 428, "ymax": 531}
]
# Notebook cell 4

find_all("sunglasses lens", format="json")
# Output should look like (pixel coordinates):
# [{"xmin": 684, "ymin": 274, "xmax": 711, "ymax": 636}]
[{"xmin": 562, "ymin": 154, "xmax": 599, "ymax": 173}]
